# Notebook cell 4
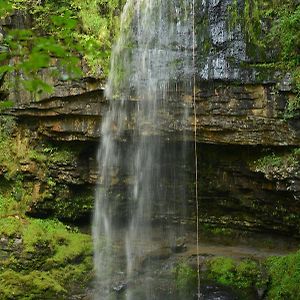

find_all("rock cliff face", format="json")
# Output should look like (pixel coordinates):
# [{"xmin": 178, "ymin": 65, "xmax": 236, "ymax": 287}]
[
  {"xmin": 10, "ymin": 88, "xmax": 105, "ymax": 141},
  {"xmin": 194, "ymin": 82, "xmax": 299, "ymax": 145},
  {"xmin": 9, "ymin": 82, "xmax": 299, "ymax": 145},
  {"xmin": 2, "ymin": 0, "xmax": 300, "ymax": 235},
  {"xmin": 7, "ymin": 0, "xmax": 299, "ymax": 146}
]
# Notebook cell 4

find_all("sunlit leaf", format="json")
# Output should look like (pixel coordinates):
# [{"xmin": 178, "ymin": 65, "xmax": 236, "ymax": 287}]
[
  {"xmin": 0, "ymin": 51, "xmax": 9, "ymax": 62},
  {"xmin": 20, "ymin": 53, "xmax": 50, "ymax": 73},
  {"xmin": 22, "ymin": 79, "xmax": 54, "ymax": 94},
  {"xmin": 0, "ymin": 65, "xmax": 13, "ymax": 76},
  {"xmin": 0, "ymin": 0, "xmax": 12, "ymax": 18}
]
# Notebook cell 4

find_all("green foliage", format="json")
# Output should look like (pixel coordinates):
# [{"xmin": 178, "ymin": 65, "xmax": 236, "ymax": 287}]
[
  {"xmin": 228, "ymin": 1, "xmax": 300, "ymax": 119},
  {"xmin": 72, "ymin": 0, "xmax": 126, "ymax": 76},
  {"xmin": 0, "ymin": 100, "xmax": 13, "ymax": 111},
  {"xmin": 0, "ymin": 216, "xmax": 22, "ymax": 236},
  {"xmin": 174, "ymin": 262, "xmax": 197, "ymax": 296},
  {"xmin": 0, "ymin": 270, "xmax": 65, "ymax": 299},
  {"xmin": 48, "ymin": 148, "xmax": 75, "ymax": 164},
  {"xmin": 284, "ymin": 68, "xmax": 300, "ymax": 119},
  {"xmin": 0, "ymin": 117, "xmax": 76, "ymax": 179},
  {"xmin": 0, "ymin": 116, "xmax": 19, "ymax": 178},
  {"xmin": 253, "ymin": 149, "xmax": 299, "ymax": 177},
  {"xmin": 0, "ymin": 216, "xmax": 92, "ymax": 299},
  {"xmin": 228, "ymin": 1, "xmax": 299, "ymax": 60},
  {"xmin": 52, "ymin": 192, "xmax": 94, "ymax": 221},
  {"xmin": 202, "ymin": 224, "xmax": 234, "ymax": 237},
  {"xmin": 284, "ymin": 95, "xmax": 300, "ymax": 119},
  {"xmin": 0, "ymin": 1, "xmax": 83, "ymax": 98},
  {"xmin": 0, "ymin": 0, "xmax": 12, "ymax": 16},
  {"xmin": 269, "ymin": 2, "xmax": 300, "ymax": 119},
  {"xmin": 0, "ymin": 117, "xmax": 88, "ymax": 221},
  {"xmin": 266, "ymin": 250, "xmax": 300, "ymax": 299},
  {"xmin": 268, "ymin": 2, "xmax": 300, "ymax": 66},
  {"xmin": 207, "ymin": 257, "xmax": 265, "ymax": 291},
  {"xmin": 21, "ymin": 218, "xmax": 92, "ymax": 258},
  {"xmin": 0, "ymin": 0, "xmax": 126, "ymax": 97},
  {"xmin": 208, "ymin": 257, "xmax": 235, "ymax": 286}
]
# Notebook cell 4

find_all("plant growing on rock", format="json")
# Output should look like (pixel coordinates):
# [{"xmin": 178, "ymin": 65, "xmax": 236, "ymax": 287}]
[
  {"xmin": 0, "ymin": 216, "xmax": 93, "ymax": 299},
  {"xmin": 0, "ymin": 0, "xmax": 126, "ymax": 100},
  {"xmin": 174, "ymin": 262, "xmax": 198, "ymax": 297},
  {"xmin": 266, "ymin": 250, "xmax": 300, "ymax": 299},
  {"xmin": 206, "ymin": 257, "xmax": 267, "ymax": 296}
]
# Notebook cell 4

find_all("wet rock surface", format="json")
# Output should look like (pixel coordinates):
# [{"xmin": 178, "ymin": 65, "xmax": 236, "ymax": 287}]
[
  {"xmin": 8, "ymin": 81, "xmax": 299, "ymax": 146},
  {"xmin": 15, "ymin": 138, "xmax": 300, "ymax": 235}
]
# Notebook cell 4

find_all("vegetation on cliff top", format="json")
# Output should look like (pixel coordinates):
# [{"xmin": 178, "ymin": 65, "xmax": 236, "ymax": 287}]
[
  {"xmin": 228, "ymin": 0, "xmax": 300, "ymax": 118},
  {"xmin": 0, "ymin": 0, "xmax": 126, "ymax": 97}
]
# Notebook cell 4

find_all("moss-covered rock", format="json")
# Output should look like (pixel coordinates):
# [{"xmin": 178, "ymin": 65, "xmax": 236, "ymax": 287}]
[
  {"xmin": 266, "ymin": 250, "xmax": 300, "ymax": 300},
  {"xmin": 0, "ymin": 216, "xmax": 93, "ymax": 299},
  {"xmin": 195, "ymin": 249, "xmax": 300, "ymax": 300},
  {"xmin": 206, "ymin": 257, "xmax": 266, "ymax": 292},
  {"xmin": 0, "ymin": 115, "xmax": 96, "ymax": 221}
]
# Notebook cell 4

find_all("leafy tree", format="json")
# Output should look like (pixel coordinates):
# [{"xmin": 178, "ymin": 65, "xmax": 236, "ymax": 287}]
[{"xmin": 0, "ymin": 0, "xmax": 125, "ymax": 99}]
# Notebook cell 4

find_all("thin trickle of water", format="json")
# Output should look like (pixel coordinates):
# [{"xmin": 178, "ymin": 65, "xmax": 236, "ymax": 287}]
[{"xmin": 93, "ymin": 0, "xmax": 195, "ymax": 299}]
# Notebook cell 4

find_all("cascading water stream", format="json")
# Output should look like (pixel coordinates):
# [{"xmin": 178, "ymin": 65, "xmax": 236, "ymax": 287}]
[{"xmin": 93, "ymin": 0, "xmax": 195, "ymax": 299}]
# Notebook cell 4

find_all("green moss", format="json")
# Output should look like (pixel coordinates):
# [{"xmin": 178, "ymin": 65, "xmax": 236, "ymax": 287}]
[
  {"xmin": 252, "ymin": 148, "xmax": 299, "ymax": 176},
  {"xmin": 48, "ymin": 231, "xmax": 92, "ymax": 266},
  {"xmin": 0, "ymin": 270, "xmax": 66, "ymax": 300},
  {"xmin": 71, "ymin": 0, "xmax": 126, "ymax": 77},
  {"xmin": 174, "ymin": 262, "xmax": 198, "ymax": 296},
  {"xmin": 207, "ymin": 251, "xmax": 300, "ymax": 300},
  {"xmin": 0, "ymin": 120, "xmax": 94, "ymax": 221},
  {"xmin": 0, "ymin": 100, "xmax": 14, "ymax": 111},
  {"xmin": 208, "ymin": 257, "xmax": 235, "ymax": 286},
  {"xmin": 227, "ymin": 0, "xmax": 267, "ymax": 59},
  {"xmin": 52, "ymin": 192, "xmax": 94, "ymax": 221},
  {"xmin": 22, "ymin": 218, "xmax": 92, "ymax": 258},
  {"xmin": 0, "ymin": 121, "xmax": 89, "ymax": 219},
  {"xmin": 0, "ymin": 217, "xmax": 22, "ymax": 237},
  {"xmin": 266, "ymin": 250, "xmax": 300, "ymax": 299},
  {"xmin": 207, "ymin": 257, "xmax": 265, "ymax": 292},
  {"xmin": 28, "ymin": 149, "xmax": 47, "ymax": 163},
  {"xmin": 0, "ymin": 216, "xmax": 93, "ymax": 298},
  {"xmin": 284, "ymin": 94, "xmax": 300, "ymax": 120},
  {"xmin": 227, "ymin": 0, "xmax": 299, "ymax": 77},
  {"xmin": 48, "ymin": 148, "xmax": 75, "ymax": 164},
  {"xmin": 202, "ymin": 224, "xmax": 235, "ymax": 237},
  {"xmin": 0, "ymin": 194, "xmax": 18, "ymax": 215}
]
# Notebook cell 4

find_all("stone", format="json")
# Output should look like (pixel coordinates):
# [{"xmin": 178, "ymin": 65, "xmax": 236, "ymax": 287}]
[
  {"xmin": 112, "ymin": 282, "xmax": 127, "ymax": 293},
  {"xmin": 278, "ymin": 73, "xmax": 293, "ymax": 92}
]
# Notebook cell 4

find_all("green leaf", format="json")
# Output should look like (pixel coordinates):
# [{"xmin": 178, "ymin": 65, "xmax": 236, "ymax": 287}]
[
  {"xmin": 0, "ymin": 0, "xmax": 12, "ymax": 18},
  {"xmin": 51, "ymin": 12, "xmax": 77, "ymax": 30},
  {"xmin": 0, "ymin": 65, "xmax": 13, "ymax": 76},
  {"xmin": 22, "ymin": 79, "xmax": 54, "ymax": 94},
  {"xmin": 0, "ymin": 100, "xmax": 14, "ymax": 111},
  {"xmin": 0, "ymin": 51, "xmax": 9, "ymax": 62},
  {"xmin": 20, "ymin": 52, "xmax": 50, "ymax": 73}
]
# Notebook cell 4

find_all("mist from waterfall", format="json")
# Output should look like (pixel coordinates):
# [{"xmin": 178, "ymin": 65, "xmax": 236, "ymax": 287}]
[{"xmin": 93, "ymin": 0, "xmax": 195, "ymax": 299}]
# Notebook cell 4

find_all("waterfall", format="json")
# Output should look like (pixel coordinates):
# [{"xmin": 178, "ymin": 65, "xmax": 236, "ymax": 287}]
[{"xmin": 93, "ymin": 0, "xmax": 195, "ymax": 299}]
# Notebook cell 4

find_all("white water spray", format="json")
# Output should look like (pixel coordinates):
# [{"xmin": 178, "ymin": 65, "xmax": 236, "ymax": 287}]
[{"xmin": 93, "ymin": 1, "xmax": 196, "ymax": 299}]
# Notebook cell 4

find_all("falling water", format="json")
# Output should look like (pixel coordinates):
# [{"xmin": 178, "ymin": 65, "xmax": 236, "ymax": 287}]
[{"xmin": 93, "ymin": 0, "xmax": 195, "ymax": 299}]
